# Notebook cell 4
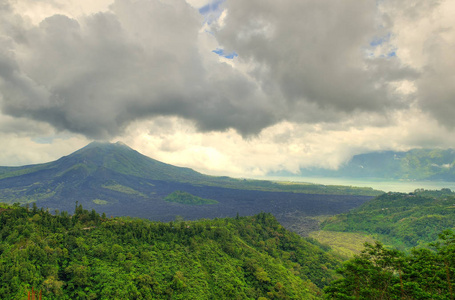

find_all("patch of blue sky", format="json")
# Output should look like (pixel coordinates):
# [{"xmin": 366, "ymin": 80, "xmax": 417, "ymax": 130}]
[
  {"xmin": 212, "ymin": 48, "xmax": 238, "ymax": 59},
  {"xmin": 199, "ymin": 0, "xmax": 225, "ymax": 24},
  {"xmin": 366, "ymin": 32, "xmax": 398, "ymax": 59},
  {"xmin": 387, "ymin": 51, "xmax": 396, "ymax": 57},
  {"xmin": 364, "ymin": 51, "xmax": 397, "ymax": 59},
  {"xmin": 369, "ymin": 32, "xmax": 391, "ymax": 47}
]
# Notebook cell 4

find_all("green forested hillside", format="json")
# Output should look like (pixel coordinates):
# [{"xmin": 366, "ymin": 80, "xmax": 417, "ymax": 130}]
[
  {"xmin": 325, "ymin": 231, "xmax": 455, "ymax": 299},
  {"xmin": 0, "ymin": 203, "xmax": 340, "ymax": 299},
  {"xmin": 321, "ymin": 189, "xmax": 455, "ymax": 249}
]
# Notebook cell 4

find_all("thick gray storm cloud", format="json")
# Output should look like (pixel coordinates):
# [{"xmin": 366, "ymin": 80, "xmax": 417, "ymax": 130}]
[
  {"xmin": 214, "ymin": 0, "xmax": 419, "ymax": 115},
  {"xmin": 0, "ymin": 0, "xmax": 277, "ymax": 138},
  {"xmin": 0, "ymin": 0, "xmax": 451, "ymax": 140}
]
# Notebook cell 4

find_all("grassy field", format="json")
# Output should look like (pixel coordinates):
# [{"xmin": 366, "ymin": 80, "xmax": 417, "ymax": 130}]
[{"xmin": 309, "ymin": 230, "xmax": 376, "ymax": 258}]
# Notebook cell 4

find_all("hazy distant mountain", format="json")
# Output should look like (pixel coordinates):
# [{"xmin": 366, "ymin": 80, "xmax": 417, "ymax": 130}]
[
  {"xmin": 275, "ymin": 149, "xmax": 455, "ymax": 181},
  {"xmin": 0, "ymin": 142, "xmax": 375, "ymax": 221}
]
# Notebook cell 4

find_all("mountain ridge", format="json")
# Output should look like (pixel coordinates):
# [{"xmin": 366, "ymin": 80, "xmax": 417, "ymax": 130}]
[
  {"xmin": 0, "ymin": 141, "xmax": 376, "ymax": 222},
  {"xmin": 272, "ymin": 148, "xmax": 455, "ymax": 181}
]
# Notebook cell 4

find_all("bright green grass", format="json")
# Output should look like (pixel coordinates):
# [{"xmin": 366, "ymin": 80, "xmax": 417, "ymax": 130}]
[
  {"xmin": 102, "ymin": 184, "xmax": 147, "ymax": 198},
  {"xmin": 309, "ymin": 231, "xmax": 376, "ymax": 258},
  {"xmin": 93, "ymin": 199, "xmax": 109, "ymax": 205}
]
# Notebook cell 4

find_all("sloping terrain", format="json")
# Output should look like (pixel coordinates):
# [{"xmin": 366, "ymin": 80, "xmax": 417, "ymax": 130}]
[
  {"xmin": 321, "ymin": 189, "xmax": 455, "ymax": 249},
  {"xmin": 0, "ymin": 204, "xmax": 340, "ymax": 299},
  {"xmin": 0, "ymin": 142, "xmax": 376, "ymax": 222}
]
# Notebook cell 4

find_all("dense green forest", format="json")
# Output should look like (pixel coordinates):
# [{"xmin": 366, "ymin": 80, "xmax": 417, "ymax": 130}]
[
  {"xmin": 0, "ymin": 203, "xmax": 340, "ymax": 299},
  {"xmin": 321, "ymin": 189, "xmax": 455, "ymax": 249},
  {"xmin": 325, "ymin": 230, "xmax": 455, "ymax": 299}
]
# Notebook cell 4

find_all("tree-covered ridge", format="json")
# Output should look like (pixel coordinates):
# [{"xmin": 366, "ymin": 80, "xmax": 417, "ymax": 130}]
[
  {"xmin": 325, "ymin": 230, "xmax": 455, "ymax": 299},
  {"xmin": 0, "ymin": 203, "xmax": 341, "ymax": 299},
  {"xmin": 322, "ymin": 189, "xmax": 455, "ymax": 249},
  {"xmin": 164, "ymin": 190, "xmax": 218, "ymax": 205}
]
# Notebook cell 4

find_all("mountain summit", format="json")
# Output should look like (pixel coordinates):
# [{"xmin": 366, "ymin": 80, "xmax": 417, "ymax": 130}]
[
  {"xmin": 0, "ymin": 142, "xmax": 373, "ymax": 221},
  {"xmin": 56, "ymin": 141, "xmax": 206, "ymax": 182},
  {"xmin": 0, "ymin": 141, "xmax": 206, "ymax": 213}
]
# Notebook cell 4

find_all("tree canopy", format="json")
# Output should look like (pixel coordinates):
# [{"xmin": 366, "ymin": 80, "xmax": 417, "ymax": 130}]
[
  {"xmin": 0, "ymin": 203, "xmax": 339, "ymax": 299},
  {"xmin": 325, "ymin": 230, "xmax": 455, "ymax": 299}
]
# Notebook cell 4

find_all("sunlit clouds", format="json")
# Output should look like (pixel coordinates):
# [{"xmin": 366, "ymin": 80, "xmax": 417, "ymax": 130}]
[{"xmin": 0, "ymin": 0, "xmax": 454, "ymax": 177}]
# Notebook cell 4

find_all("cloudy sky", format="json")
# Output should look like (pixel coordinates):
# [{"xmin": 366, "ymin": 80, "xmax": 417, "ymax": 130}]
[{"xmin": 0, "ymin": 0, "xmax": 454, "ymax": 177}]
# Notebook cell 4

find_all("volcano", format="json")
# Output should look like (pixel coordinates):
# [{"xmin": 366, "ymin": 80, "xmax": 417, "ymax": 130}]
[{"xmin": 0, "ymin": 142, "xmax": 373, "ymax": 221}]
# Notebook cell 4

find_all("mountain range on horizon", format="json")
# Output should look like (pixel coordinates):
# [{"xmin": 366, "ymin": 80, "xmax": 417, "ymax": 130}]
[
  {"xmin": 0, "ymin": 141, "xmax": 374, "ymax": 222},
  {"xmin": 271, "ymin": 148, "xmax": 455, "ymax": 181}
]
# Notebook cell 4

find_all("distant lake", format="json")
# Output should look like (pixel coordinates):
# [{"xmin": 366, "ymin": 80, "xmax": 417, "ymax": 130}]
[{"xmin": 258, "ymin": 176, "xmax": 455, "ymax": 193}]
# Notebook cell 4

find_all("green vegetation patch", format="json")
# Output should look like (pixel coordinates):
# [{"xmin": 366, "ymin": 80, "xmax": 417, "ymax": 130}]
[
  {"xmin": 309, "ymin": 231, "xmax": 376, "ymax": 258},
  {"xmin": 322, "ymin": 188, "xmax": 455, "ymax": 250},
  {"xmin": 102, "ymin": 183, "xmax": 147, "ymax": 198},
  {"xmin": 164, "ymin": 190, "xmax": 218, "ymax": 205},
  {"xmin": 92, "ymin": 199, "xmax": 109, "ymax": 205},
  {"xmin": 0, "ymin": 205, "xmax": 340, "ymax": 299},
  {"xmin": 0, "ymin": 164, "xmax": 51, "ymax": 180},
  {"xmin": 325, "ymin": 231, "xmax": 455, "ymax": 299},
  {"xmin": 0, "ymin": 189, "xmax": 56, "ymax": 205}
]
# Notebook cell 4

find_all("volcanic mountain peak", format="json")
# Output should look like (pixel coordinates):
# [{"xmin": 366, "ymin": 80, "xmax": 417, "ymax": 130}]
[
  {"xmin": 0, "ymin": 141, "xmax": 376, "ymax": 221},
  {"xmin": 55, "ymin": 141, "xmax": 204, "ymax": 181}
]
